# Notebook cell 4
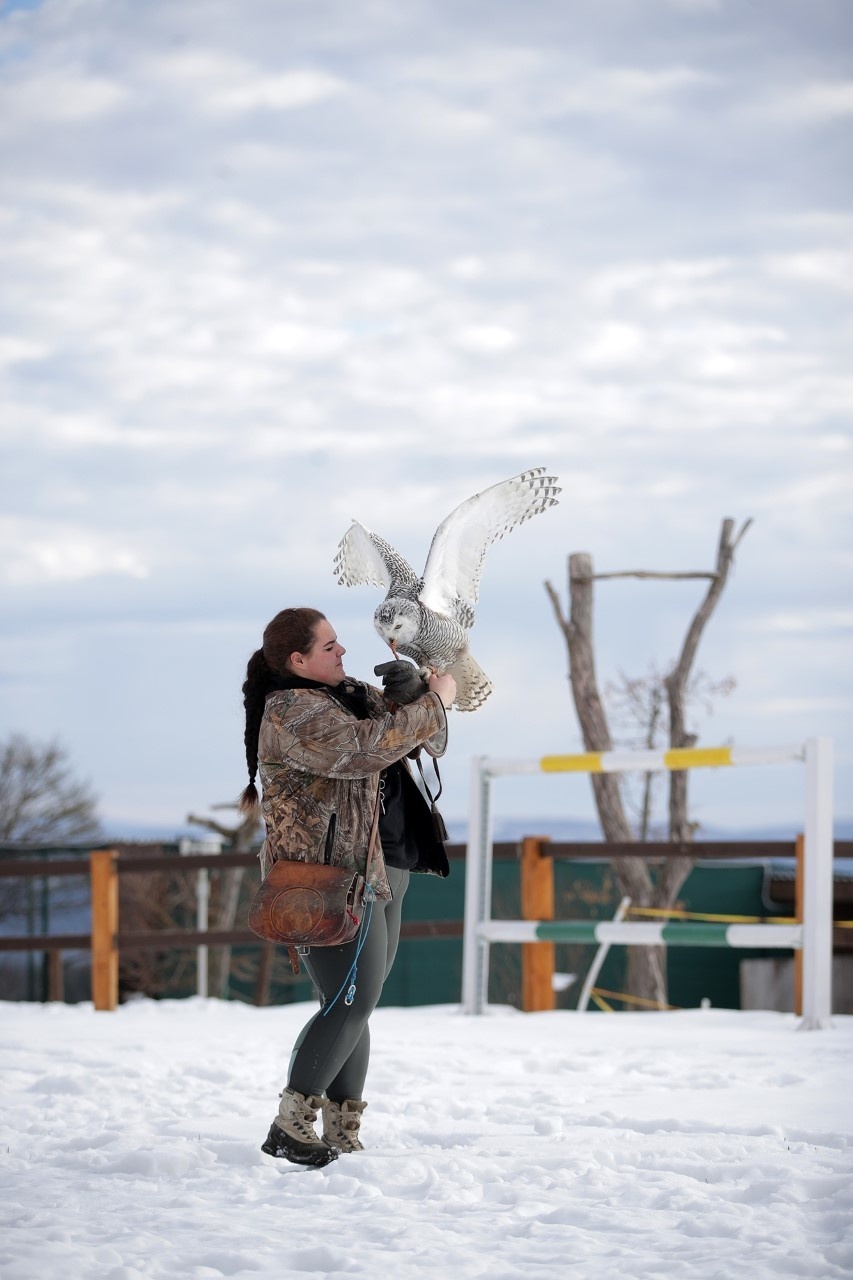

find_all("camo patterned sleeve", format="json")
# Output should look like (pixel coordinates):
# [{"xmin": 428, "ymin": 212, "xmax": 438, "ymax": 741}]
[
  {"xmin": 262, "ymin": 688, "xmax": 447, "ymax": 779},
  {"xmin": 365, "ymin": 681, "xmax": 448, "ymax": 758}
]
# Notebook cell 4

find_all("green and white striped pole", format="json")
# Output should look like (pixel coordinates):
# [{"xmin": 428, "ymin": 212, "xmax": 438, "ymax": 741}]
[{"xmin": 479, "ymin": 919, "xmax": 804, "ymax": 949}]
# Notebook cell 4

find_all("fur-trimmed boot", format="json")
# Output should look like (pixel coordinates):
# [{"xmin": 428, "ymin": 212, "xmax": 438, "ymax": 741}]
[
  {"xmin": 261, "ymin": 1088, "xmax": 339, "ymax": 1168},
  {"xmin": 322, "ymin": 1098, "xmax": 367, "ymax": 1153}
]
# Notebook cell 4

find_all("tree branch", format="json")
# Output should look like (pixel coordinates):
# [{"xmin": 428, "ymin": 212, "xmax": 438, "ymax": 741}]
[
  {"xmin": 582, "ymin": 571, "xmax": 717, "ymax": 582},
  {"xmin": 544, "ymin": 578, "xmax": 570, "ymax": 641},
  {"xmin": 663, "ymin": 517, "xmax": 752, "ymax": 859},
  {"xmin": 186, "ymin": 814, "xmax": 234, "ymax": 841}
]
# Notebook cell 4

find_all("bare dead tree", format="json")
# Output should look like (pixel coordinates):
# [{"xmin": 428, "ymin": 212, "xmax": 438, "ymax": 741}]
[
  {"xmin": 186, "ymin": 806, "xmax": 262, "ymax": 998},
  {"xmin": 0, "ymin": 735, "xmax": 103, "ymax": 926},
  {"xmin": 0, "ymin": 734, "xmax": 102, "ymax": 844},
  {"xmin": 544, "ymin": 517, "xmax": 751, "ymax": 1007}
]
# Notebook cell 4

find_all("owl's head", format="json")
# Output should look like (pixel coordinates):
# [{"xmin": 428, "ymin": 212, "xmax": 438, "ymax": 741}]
[{"xmin": 373, "ymin": 597, "xmax": 420, "ymax": 649}]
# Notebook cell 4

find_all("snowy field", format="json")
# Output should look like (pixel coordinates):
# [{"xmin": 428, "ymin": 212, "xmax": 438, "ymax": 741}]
[{"xmin": 2, "ymin": 1000, "xmax": 852, "ymax": 1280}]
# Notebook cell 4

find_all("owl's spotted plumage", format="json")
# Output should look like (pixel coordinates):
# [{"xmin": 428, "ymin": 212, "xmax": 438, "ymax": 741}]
[{"xmin": 333, "ymin": 467, "xmax": 561, "ymax": 712}]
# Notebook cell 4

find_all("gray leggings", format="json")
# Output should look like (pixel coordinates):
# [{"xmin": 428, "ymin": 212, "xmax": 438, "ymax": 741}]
[{"xmin": 287, "ymin": 866, "xmax": 409, "ymax": 1102}]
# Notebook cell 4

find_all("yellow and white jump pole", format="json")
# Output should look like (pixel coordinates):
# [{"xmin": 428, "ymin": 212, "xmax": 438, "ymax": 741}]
[{"xmin": 461, "ymin": 738, "xmax": 834, "ymax": 1029}]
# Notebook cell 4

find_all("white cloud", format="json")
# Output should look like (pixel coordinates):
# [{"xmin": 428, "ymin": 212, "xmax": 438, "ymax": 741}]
[
  {"xmin": 452, "ymin": 325, "xmax": 519, "ymax": 354},
  {"xmin": 579, "ymin": 323, "xmax": 648, "ymax": 369},
  {"xmin": 767, "ymin": 80, "xmax": 853, "ymax": 123},
  {"xmin": 0, "ymin": 69, "xmax": 126, "ymax": 130},
  {"xmin": 586, "ymin": 259, "xmax": 736, "ymax": 311},
  {"xmin": 207, "ymin": 69, "xmax": 348, "ymax": 114},
  {"xmin": 815, "ymin": 434, "xmax": 851, "ymax": 452},
  {"xmin": 448, "ymin": 257, "xmax": 486, "ymax": 280},
  {"xmin": 751, "ymin": 473, "xmax": 853, "ymax": 512},
  {"xmin": 257, "ymin": 322, "xmax": 351, "ymax": 361},
  {"xmin": 394, "ymin": 47, "xmax": 544, "ymax": 93},
  {"xmin": 548, "ymin": 65, "xmax": 716, "ymax": 120},
  {"xmin": 140, "ymin": 51, "xmax": 347, "ymax": 115},
  {"xmin": 391, "ymin": 92, "xmax": 494, "ymax": 139},
  {"xmin": 765, "ymin": 251, "xmax": 853, "ymax": 292},
  {"xmin": 741, "ymin": 696, "xmax": 853, "ymax": 715},
  {"xmin": 0, "ymin": 519, "xmax": 149, "ymax": 584},
  {"xmin": 744, "ymin": 611, "xmax": 853, "ymax": 637},
  {"xmin": 0, "ymin": 336, "xmax": 48, "ymax": 365}
]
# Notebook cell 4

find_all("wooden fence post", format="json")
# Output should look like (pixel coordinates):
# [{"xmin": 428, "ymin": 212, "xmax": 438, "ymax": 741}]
[
  {"xmin": 90, "ymin": 850, "xmax": 119, "ymax": 1011},
  {"xmin": 794, "ymin": 832, "xmax": 804, "ymax": 1016},
  {"xmin": 521, "ymin": 836, "xmax": 555, "ymax": 1012},
  {"xmin": 254, "ymin": 944, "xmax": 275, "ymax": 1007},
  {"xmin": 46, "ymin": 950, "xmax": 64, "ymax": 1002}
]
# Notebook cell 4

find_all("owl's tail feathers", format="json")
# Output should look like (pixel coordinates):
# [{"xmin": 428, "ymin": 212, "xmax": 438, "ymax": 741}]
[{"xmin": 448, "ymin": 650, "xmax": 493, "ymax": 713}]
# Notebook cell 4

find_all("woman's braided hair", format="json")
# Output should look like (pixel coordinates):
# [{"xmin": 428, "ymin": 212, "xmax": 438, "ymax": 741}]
[{"xmin": 238, "ymin": 607, "xmax": 326, "ymax": 813}]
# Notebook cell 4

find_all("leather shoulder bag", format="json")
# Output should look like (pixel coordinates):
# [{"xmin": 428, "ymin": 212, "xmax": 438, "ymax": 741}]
[{"xmin": 248, "ymin": 860, "xmax": 366, "ymax": 950}]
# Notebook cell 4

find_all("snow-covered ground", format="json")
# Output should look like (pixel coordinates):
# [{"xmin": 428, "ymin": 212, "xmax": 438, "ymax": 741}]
[{"xmin": 2, "ymin": 999, "xmax": 852, "ymax": 1280}]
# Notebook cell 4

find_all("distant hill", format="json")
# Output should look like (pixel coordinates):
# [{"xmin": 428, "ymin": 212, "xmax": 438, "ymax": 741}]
[
  {"xmin": 100, "ymin": 821, "xmax": 229, "ymax": 844},
  {"xmin": 104, "ymin": 814, "xmax": 853, "ymax": 844},
  {"xmin": 445, "ymin": 816, "xmax": 853, "ymax": 843}
]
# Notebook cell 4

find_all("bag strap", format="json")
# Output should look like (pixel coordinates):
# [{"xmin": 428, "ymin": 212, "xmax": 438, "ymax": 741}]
[
  {"xmin": 415, "ymin": 753, "xmax": 443, "ymax": 805},
  {"xmin": 414, "ymin": 755, "xmax": 448, "ymax": 842}
]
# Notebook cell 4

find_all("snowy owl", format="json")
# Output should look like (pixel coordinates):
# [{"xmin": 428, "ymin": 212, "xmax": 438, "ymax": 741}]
[{"xmin": 333, "ymin": 467, "xmax": 561, "ymax": 711}]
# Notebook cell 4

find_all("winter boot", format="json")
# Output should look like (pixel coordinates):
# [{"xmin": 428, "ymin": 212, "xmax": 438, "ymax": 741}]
[
  {"xmin": 322, "ymin": 1098, "xmax": 367, "ymax": 1153},
  {"xmin": 261, "ymin": 1088, "xmax": 339, "ymax": 1168}
]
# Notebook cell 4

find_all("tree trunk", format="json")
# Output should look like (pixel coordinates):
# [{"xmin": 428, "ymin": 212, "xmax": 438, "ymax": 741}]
[
  {"xmin": 544, "ymin": 521, "xmax": 751, "ymax": 1009},
  {"xmin": 546, "ymin": 553, "xmax": 667, "ymax": 1007}
]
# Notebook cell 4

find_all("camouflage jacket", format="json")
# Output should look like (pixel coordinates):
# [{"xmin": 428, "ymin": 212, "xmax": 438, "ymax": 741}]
[{"xmin": 257, "ymin": 680, "xmax": 448, "ymax": 900}]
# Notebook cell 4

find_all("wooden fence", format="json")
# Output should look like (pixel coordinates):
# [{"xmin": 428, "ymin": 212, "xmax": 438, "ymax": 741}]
[{"xmin": 1, "ymin": 840, "xmax": 850, "ymax": 1011}]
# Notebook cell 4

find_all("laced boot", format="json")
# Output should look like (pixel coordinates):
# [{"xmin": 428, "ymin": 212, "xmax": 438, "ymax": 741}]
[
  {"xmin": 261, "ymin": 1088, "xmax": 339, "ymax": 1167},
  {"xmin": 322, "ymin": 1097, "xmax": 367, "ymax": 1152}
]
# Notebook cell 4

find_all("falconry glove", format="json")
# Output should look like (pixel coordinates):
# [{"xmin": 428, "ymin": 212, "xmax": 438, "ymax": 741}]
[{"xmin": 374, "ymin": 659, "xmax": 430, "ymax": 706}]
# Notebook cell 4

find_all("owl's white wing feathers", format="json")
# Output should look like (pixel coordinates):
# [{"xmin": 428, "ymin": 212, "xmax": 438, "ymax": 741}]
[
  {"xmin": 334, "ymin": 519, "xmax": 419, "ymax": 591},
  {"xmin": 419, "ymin": 467, "xmax": 560, "ymax": 622}
]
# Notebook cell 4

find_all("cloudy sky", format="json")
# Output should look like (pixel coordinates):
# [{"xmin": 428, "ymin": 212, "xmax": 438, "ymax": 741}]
[{"xmin": 1, "ymin": 0, "xmax": 851, "ymax": 840}]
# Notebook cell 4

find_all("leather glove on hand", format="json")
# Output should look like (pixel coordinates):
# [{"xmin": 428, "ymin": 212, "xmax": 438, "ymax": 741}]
[{"xmin": 374, "ymin": 659, "xmax": 430, "ymax": 706}]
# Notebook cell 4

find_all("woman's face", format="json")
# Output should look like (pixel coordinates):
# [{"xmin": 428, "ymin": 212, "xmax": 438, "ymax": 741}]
[{"xmin": 291, "ymin": 619, "xmax": 347, "ymax": 686}]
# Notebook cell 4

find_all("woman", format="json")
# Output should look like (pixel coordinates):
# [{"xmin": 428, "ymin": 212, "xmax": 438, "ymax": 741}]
[{"xmin": 240, "ymin": 607, "xmax": 456, "ymax": 1168}]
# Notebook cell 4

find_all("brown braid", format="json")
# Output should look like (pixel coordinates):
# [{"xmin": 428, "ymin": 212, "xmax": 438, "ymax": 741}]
[{"xmin": 238, "ymin": 608, "xmax": 326, "ymax": 813}]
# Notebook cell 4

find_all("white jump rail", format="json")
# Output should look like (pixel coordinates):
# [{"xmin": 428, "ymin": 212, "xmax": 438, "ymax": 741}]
[{"xmin": 461, "ymin": 738, "xmax": 834, "ymax": 1029}]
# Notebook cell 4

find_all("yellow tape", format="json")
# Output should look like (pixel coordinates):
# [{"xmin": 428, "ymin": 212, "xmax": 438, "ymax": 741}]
[
  {"xmin": 664, "ymin": 746, "xmax": 733, "ymax": 769},
  {"xmin": 540, "ymin": 752, "xmax": 603, "ymax": 773},
  {"xmin": 627, "ymin": 906, "xmax": 799, "ymax": 925},
  {"xmin": 592, "ymin": 987, "xmax": 679, "ymax": 1011}
]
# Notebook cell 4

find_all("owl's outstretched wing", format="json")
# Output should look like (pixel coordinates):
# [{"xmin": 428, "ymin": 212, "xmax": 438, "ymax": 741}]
[
  {"xmin": 334, "ymin": 519, "xmax": 420, "ymax": 592},
  {"xmin": 419, "ymin": 467, "xmax": 560, "ymax": 625}
]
